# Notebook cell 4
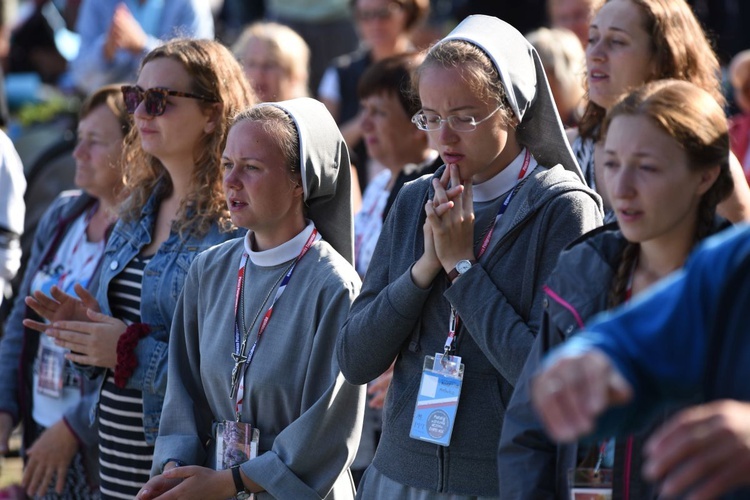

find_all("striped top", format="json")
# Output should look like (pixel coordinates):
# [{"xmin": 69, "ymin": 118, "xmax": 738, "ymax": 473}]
[{"xmin": 98, "ymin": 255, "xmax": 153, "ymax": 500}]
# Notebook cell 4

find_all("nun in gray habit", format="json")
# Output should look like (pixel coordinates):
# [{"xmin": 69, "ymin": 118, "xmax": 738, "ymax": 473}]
[
  {"xmin": 146, "ymin": 98, "xmax": 365, "ymax": 500},
  {"xmin": 336, "ymin": 15, "xmax": 603, "ymax": 499}
]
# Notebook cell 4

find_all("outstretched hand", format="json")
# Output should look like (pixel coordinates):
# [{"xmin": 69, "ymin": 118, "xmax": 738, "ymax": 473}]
[
  {"xmin": 531, "ymin": 349, "xmax": 633, "ymax": 442},
  {"xmin": 24, "ymin": 284, "xmax": 100, "ymax": 334},
  {"xmin": 643, "ymin": 400, "xmax": 750, "ymax": 499}
]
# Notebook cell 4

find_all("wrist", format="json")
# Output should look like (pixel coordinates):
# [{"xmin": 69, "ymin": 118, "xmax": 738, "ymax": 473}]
[
  {"xmin": 445, "ymin": 257, "xmax": 477, "ymax": 282},
  {"xmin": 114, "ymin": 323, "xmax": 150, "ymax": 388},
  {"xmin": 412, "ymin": 257, "xmax": 441, "ymax": 289}
]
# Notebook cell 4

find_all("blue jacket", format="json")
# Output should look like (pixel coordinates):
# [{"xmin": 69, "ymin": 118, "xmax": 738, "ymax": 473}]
[
  {"xmin": 89, "ymin": 187, "xmax": 243, "ymax": 444},
  {"xmin": 0, "ymin": 191, "xmax": 104, "ymax": 487},
  {"xmin": 551, "ymin": 223, "xmax": 750, "ymax": 499}
]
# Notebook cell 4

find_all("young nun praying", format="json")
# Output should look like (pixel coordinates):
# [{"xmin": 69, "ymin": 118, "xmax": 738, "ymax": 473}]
[
  {"xmin": 139, "ymin": 98, "xmax": 365, "ymax": 500},
  {"xmin": 336, "ymin": 15, "xmax": 602, "ymax": 498}
]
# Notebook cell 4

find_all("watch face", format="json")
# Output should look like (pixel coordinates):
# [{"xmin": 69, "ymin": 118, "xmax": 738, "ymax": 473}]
[{"xmin": 457, "ymin": 260, "xmax": 473, "ymax": 273}]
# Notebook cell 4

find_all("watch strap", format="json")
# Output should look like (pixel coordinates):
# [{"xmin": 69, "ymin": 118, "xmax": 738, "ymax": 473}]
[
  {"xmin": 231, "ymin": 465, "xmax": 246, "ymax": 494},
  {"xmin": 447, "ymin": 259, "xmax": 477, "ymax": 281}
]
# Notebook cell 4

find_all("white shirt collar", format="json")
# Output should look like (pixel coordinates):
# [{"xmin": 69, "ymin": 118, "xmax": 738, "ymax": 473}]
[
  {"xmin": 244, "ymin": 221, "xmax": 319, "ymax": 267},
  {"xmin": 472, "ymin": 148, "xmax": 537, "ymax": 203}
]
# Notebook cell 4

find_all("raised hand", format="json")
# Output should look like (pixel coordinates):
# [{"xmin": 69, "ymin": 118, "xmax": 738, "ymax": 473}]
[
  {"xmin": 24, "ymin": 284, "xmax": 100, "ymax": 334},
  {"xmin": 45, "ymin": 309, "xmax": 126, "ymax": 368},
  {"xmin": 643, "ymin": 400, "xmax": 750, "ymax": 499},
  {"xmin": 530, "ymin": 349, "xmax": 633, "ymax": 442},
  {"xmin": 426, "ymin": 164, "xmax": 475, "ymax": 274}
]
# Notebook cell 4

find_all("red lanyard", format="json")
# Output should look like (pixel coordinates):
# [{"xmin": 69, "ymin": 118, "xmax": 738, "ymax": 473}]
[
  {"xmin": 444, "ymin": 150, "xmax": 532, "ymax": 355},
  {"xmin": 230, "ymin": 229, "xmax": 317, "ymax": 420}
]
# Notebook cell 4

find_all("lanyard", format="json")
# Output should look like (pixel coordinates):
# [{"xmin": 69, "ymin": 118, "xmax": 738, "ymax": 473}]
[
  {"xmin": 57, "ymin": 205, "xmax": 104, "ymax": 289},
  {"xmin": 444, "ymin": 150, "xmax": 532, "ymax": 355},
  {"xmin": 230, "ymin": 229, "xmax": 317, "ymax": 420}
]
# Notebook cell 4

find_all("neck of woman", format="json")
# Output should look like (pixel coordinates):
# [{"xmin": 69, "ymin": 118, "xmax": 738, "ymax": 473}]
[
  {"xmin": 87, "ymin": 198, "xmax": 119, "ymax": 242},
  {"xmin": 635, "ymin": 236, "xmax": 693, "ymax": 290},
  {"xmin": 251, "ymin": 216, "xmax": 307, "ymax": 253},
  {"xmin": 371, "ymin": 36, "xmax": 411, "ymax": 61}
]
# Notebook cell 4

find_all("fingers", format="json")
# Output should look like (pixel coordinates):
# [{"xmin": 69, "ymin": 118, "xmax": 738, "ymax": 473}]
[
  {"xmin": 657, "ymin": 440, "xmax": 727, "ymax": 498},
  {"xmin": 55, "ymin": 463, "xmax": 67, "ymax": 494},
  {"xmin": 25, "ymin": 292, "xmax": 59, "ymax": 320},
  {"xmin": 49, "ymin": 285, "xmax": 77, "ymax": 304},
  {"xmin": 45, "ymin": 326, "xmax": 89, "ymax": 351},
  {"xmin": 643, "ymin": 406, "xmax": 711, "ymax": 481},
  {"xmin": 531, "ymin": 351, "xmax": 630, "ymax": 442},
  {"xmin": 74, "ymin": 283, "xmax": 101, "ymax": 312},
  {"xmin": 22, "ymin": 318, "xmax": 51, "ymax": 334}
]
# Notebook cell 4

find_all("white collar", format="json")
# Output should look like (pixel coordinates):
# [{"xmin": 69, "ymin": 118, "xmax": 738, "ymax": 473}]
[
  {"xmin": 244, "ymin": 221, "xmax": 319, "ymax": 267},
  {"xmin": 472, "ymin": 148, "xmax": 536, "ymax": 203}
]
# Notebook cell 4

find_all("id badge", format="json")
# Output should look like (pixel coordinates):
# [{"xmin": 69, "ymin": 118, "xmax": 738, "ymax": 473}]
[
  {"xmin": 37, "ymin": 345, "xmax": 65, "ymax": 398},
  {"xmin": 568, "ymin": 468, "xmax": 613, "ymax": 500},
  {"xmin": 215, "ymin": 421, "xmax": 260, "ymax": 500},
  {"xmin": 409, "ymin": 354, "xmax": 464, "ymax": 446}
]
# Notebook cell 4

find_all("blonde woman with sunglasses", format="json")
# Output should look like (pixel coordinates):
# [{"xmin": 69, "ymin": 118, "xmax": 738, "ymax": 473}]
[{"xmin": 25, "ymin": 39, "xmax": 255, "ymax": 499}]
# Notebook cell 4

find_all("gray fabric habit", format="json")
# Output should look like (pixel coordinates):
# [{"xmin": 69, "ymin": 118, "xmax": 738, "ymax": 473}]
[
  {"xmin": 436, "ymin": 14, "xmax": 585, "ymax": 182},
  {"xmin": 260, "ymin": 97, "xmax": 355, "ymax": 265}
]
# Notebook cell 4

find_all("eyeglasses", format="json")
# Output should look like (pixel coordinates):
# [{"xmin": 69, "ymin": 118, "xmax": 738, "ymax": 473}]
[
  {"xmin": 121, "ymin": 85, "xmax": 219, "ymax": 117},
  {"xmin": 411, "ymin": 106, "xmax": 504, "ymax": 132},
  {"xmin": 355, "ymin": 2, "xmax": 401, "ymax": 22}
]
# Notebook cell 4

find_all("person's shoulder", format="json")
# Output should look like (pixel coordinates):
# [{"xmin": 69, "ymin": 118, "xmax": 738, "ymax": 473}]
[
  {"xmin": 308, "ymin": 241, "xmax": 361, "ymax": 291},
  {"xmin": 192, "ymin": 237, "xmax": 245, "ymax": 271},
  {"xmin": 558, "ymin": 223, "xmax": 624, "ymax": 270}
]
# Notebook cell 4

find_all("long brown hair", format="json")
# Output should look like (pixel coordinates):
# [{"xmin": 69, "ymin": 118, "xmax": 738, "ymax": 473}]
[
  {"xmin": 119, "ymin": 38, "xmax": 256, "ymax": 238},
  {"xmin": 603, "ymin": 80, "xmax": 733, "ymax": 307},
  {"xmin": 579, "ymin": 0, "xmax": 722, "ymax": 141}
]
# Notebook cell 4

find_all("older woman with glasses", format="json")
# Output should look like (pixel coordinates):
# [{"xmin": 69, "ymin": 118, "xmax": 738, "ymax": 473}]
[
  {"xmin": 336, "ymin": 15, "xmax": 602, "ymax": 498},
  {"xmin": 25, "ymin": 39, "xmax": 255, "ymax": 499}
]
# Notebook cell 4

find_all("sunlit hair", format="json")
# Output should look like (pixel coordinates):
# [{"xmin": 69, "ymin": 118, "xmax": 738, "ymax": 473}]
[
  {"xmin": 412, "ymin": 40, "xmax": 516, "ymax": 127},
  {"xmin": 602, "ymin": 79, "xmax": 733, "ymax": 306},
  {"xmin": 351, "ymin": 0, "xmax": 430, "ymax": 31},
  {"xmin": 230, "ymin": 105, "xmax": 301, "ymax": 184},
  {"xmin": 579, "ymin": 0, "xmax": 723, "ymax": 141},
  {"xmin": 526, "ymin": 27, "xmax": 586, "ymax": 124},
  {"xmin": 119, "ymin": 38, "xmax": 256, "ymax": 238},
  {"xmin": 358, "ymin": 51, "xmax": 424, "ymax": 117},
  {"xmin": 232, "ymin": 22, "xmax": 310, "ymax": 99},
  {"xmin": 80, "ymin": 83, "xmax": 132, "ymax": 137}
]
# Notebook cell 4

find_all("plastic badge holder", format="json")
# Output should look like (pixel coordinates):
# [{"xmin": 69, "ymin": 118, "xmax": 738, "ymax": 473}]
[
  {"xmin": 215, "ymin": 421, "xmax": 259, "ymax": 500},
  {"xmin": 568, "ymin": 467, "xmax": 613, "ymax": 500}
]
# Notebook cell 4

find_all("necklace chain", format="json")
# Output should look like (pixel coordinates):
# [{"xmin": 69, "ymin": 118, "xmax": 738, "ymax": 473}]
[{"xmin": 237, "ymin": 258, "xmax": 295, "ymax": 356}]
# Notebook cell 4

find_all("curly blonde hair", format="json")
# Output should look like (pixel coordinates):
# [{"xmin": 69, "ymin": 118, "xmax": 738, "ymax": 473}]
[{"xmin": 119, "ymin": 38, "xmax": 256, "ymax": 238}]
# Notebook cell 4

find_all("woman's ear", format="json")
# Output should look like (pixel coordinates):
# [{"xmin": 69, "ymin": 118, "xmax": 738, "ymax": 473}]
[
  {"xmin": 203, "ymin": 103, "xmax": 224, "ymax": 134},
  {"xmin": 696, "ymin": 164, "xmax": 721, "ymax": 196}
]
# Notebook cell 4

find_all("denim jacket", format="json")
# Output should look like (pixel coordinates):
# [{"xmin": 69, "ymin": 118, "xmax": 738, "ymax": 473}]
[
  {"xmin": 0, "ymin": 191, "xmax": 104, "ymax": 486},
  {"xmin": 88, "ymin": 187, "xmax": 243, "ymax": 444}
]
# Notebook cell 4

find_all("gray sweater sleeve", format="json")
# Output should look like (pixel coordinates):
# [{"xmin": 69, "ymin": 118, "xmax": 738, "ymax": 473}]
[
  {"xmin": 443, "ymin": 190, "xmax": 602, "ymax": 386},
  {"xmin": 337, "ymin": 183, "xmax": 433, "ymax": 385}
]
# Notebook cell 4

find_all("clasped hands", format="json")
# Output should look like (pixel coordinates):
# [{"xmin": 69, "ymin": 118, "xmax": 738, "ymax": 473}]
[
  {"xmin": 23, "ymin": 283, "xmax": 126, "ymax": 368},
  {"xmin": 412, "ymin": 164, "xmax": 476, "ymax": 288}
]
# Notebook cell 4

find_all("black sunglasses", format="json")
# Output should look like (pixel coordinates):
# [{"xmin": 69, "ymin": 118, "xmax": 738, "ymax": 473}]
[{"xmin": 121, "ymin": 85, "xmax": 219, "ymax": 116}]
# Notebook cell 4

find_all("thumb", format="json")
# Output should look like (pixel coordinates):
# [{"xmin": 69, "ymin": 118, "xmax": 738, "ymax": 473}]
[
  {"xmin": 607, "ymin": 370, "xmax": 633, "ymax": 406},
  {"xmin": 75, "ymin": 284, "xmax": 101, "ymax": 312},
  {"xmin": 86, "ymin": 308, "xmax": 119, "ymax": 325}
]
